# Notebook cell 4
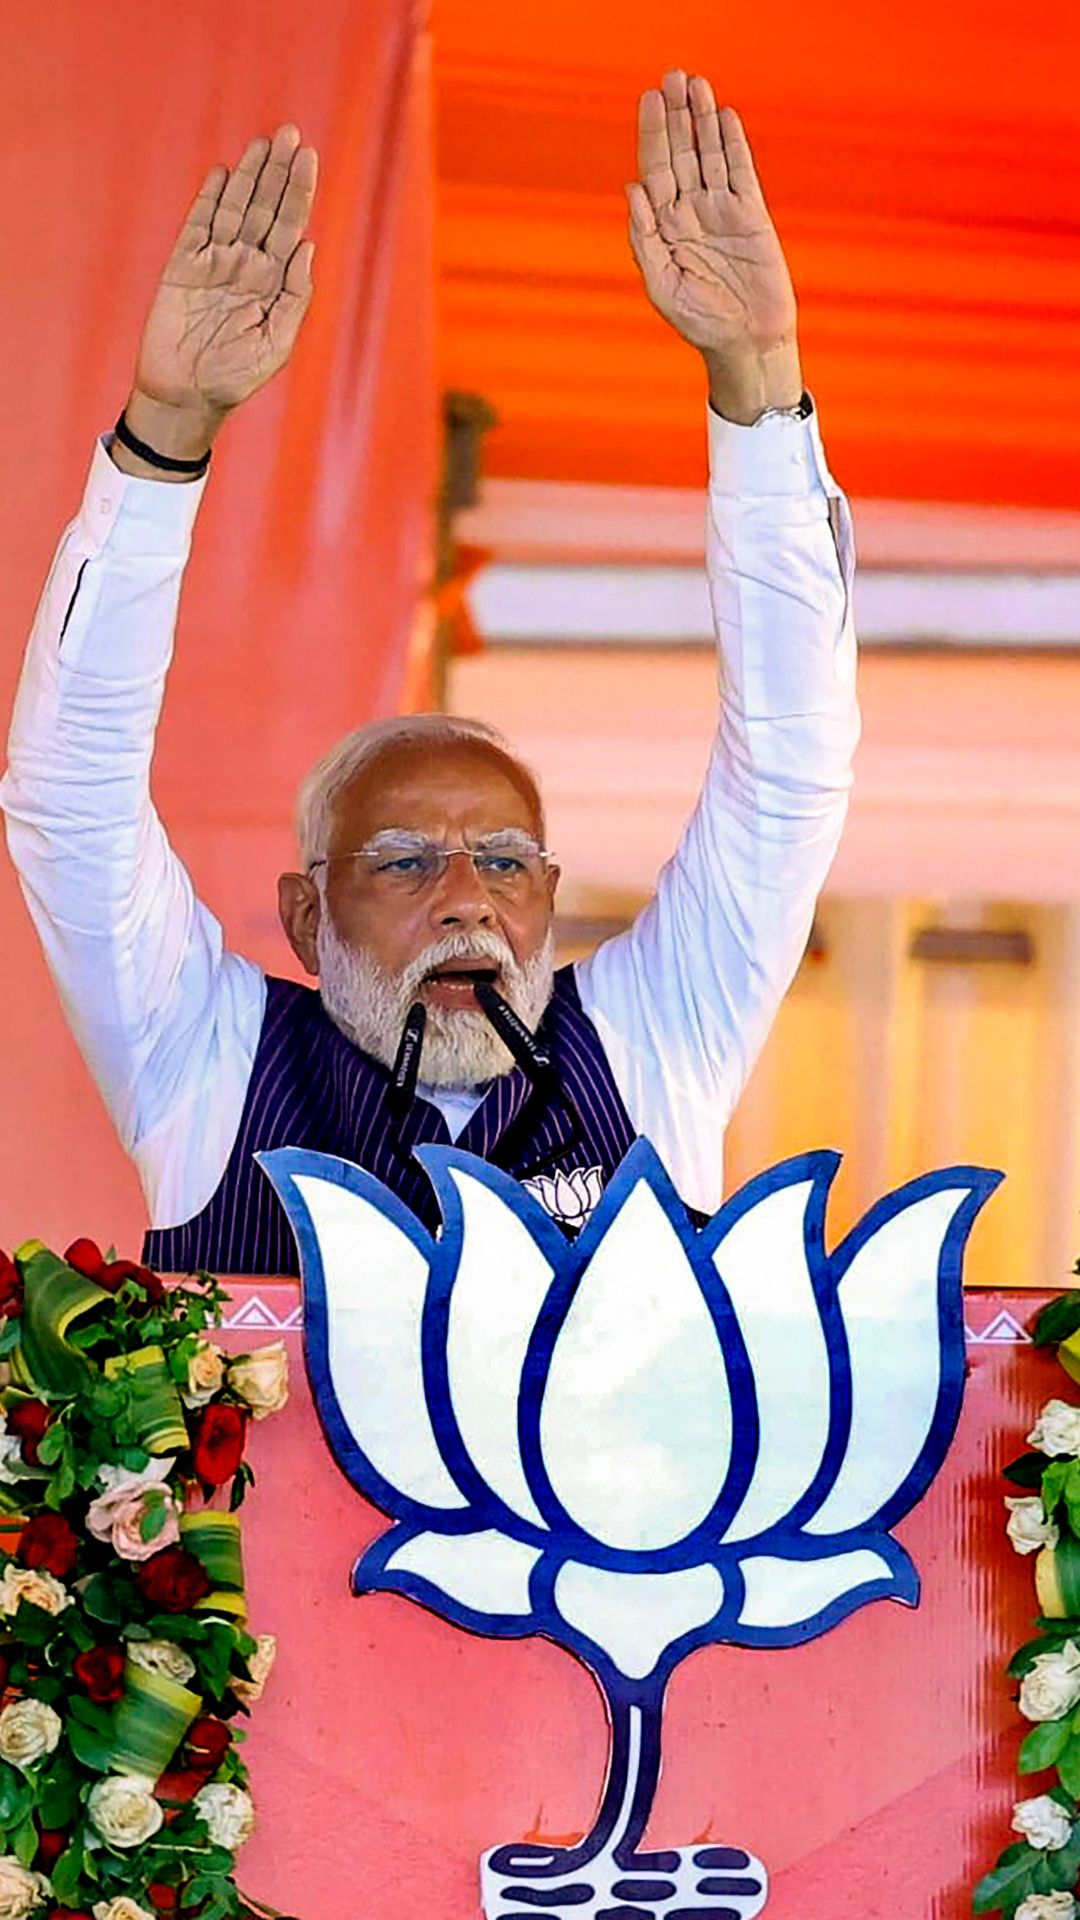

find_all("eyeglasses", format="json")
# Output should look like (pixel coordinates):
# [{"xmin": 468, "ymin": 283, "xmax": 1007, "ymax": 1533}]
[{"xmin": 308, "ymin": 830, "xmax": 555, "ymax": 901}]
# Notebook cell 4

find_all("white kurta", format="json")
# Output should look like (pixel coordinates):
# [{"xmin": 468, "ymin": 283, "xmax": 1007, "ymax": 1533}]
[{"xmin": 1, "ymin": 403, "xmax": 858, "ymax": 1227}]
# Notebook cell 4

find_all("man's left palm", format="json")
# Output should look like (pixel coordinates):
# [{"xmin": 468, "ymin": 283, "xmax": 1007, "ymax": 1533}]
[{"xmin": 628, "ymin": 70, "xmax": 797, "ymax": 362}]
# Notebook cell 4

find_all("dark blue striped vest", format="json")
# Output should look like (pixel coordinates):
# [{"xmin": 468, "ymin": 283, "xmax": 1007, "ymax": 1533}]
[{"xmin": 143, "ymin": 966, "xmax": 639, "ymax": 1275}]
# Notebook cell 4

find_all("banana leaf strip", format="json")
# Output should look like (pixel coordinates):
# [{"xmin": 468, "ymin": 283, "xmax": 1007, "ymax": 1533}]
[
  {"xmin": 10, "ymin": 1250, "xmax": 107, "ymax": 1397},
  {"xmin": 103, "ymin": 1346, "xmax": 188, "ymax": 1455},
  {"xmin": 180, "ymin": 1512, "xmax": 246, "ymax": 1618},
  {"xmin": 108, "ymin": 1659, "xmax": 202, "ymax": 1781}
]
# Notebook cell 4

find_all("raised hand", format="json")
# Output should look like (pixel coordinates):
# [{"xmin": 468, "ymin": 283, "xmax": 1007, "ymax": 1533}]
[
  {"xmin": 626, "ymin": 71, "xmax": 802, "ymax": 424},
  {"xmin": 117, "ymin": 125, "xmax": 318, "ymax": 474}
]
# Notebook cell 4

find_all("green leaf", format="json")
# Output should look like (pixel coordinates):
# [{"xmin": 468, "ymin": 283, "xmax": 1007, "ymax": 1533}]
[
  {"xmin": 1020, "ymin": 1719, "xmax": 1072, "ymax": 1771},
  {"xmin": 1040, "ymin": 1824, "xmax": 1080, "ymax": 1889},
  {"xmin": 1042, "ymin": 1462, "xmax": 1072, "ymax": 1514},
  {"xmin": 66, "ymin": 1695, "xmax": 114, "ymax": 1734},
  {"xmin": 141, "ymin": 1495, "xmax": 170, "ymax": 1544},
  {"xmin": 1059, "ymin": 1735, "xmax": 1080, "ymax": 1798},
  {"xmin": 35, "ymin": 1423, "xmax": 66, "ymax": 1466},
  {"xmin": 81, "ymin": 1575, "xmax": 123, "ymax": 1625},
  {"xmin": 0, "ymin": 1761, "xmax": 32, "ymax": 1825},
  {"xmin": 11, "ymin": 1814, "xmax": 37, "ymax": 1868},
  {"xmin": 67, "ymin": 1322, "xmax": 113, "ymax": 1351},
  {"xmin": 1005, "ymin": 1453, "xmax": 1048, "ymax": 1489},
  {"xmin": 65, "ymin": 1717, "xmax": 111, "ymax": 1773},
  {"xmin": 37, "ymin": 1772, "xmax": 79, "ymax": 1830},
  {"xmin": 973, "ymin": 1846, "xmax": 1039, "ymax": 1912},
  {"xmin": 52, "ymin": 1454, "xmax": 76, "ymax": 1503},
  {"xmin": 50, "ymin": 1844, "xmax": 86, "ymax": 1905},
  {"xmin": 1034, "ymin": 1292, "xmax": 1080, "ymax": 1346}
]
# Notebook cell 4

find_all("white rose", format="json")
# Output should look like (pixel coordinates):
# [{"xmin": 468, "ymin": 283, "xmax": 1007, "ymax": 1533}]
[
  {"xmin": 87, "ymin": 1774, "xmax": 164, "ymax": 1848},
  {"xmin": 0, "ymin": 1565, "xmax": 71, "ymax": 1619},
  {"xmin": 0, "ymin": 1699, "xmax": 61, "ymax": 1770},
  {"xmin": 0, "ymin": 1436, "xmax": 44, "ymax": 1486},
  {"xmin": 1012, "ymin": 1793, "xmax": 1074, "ymax": 1850},
  {"xmin": 1020, "ymin": 1643, "xmax": 1080, "ymax": 1722},
  {"xmin": 1016, "ymin": 1896, "xmax": 1077, "ymax": 1920},
  {"xmin": 1028, "ymin": 1401, "xmax": 1080, "ymax": 1457},
  {"xmin": 194, "ymin": 1782, "xmax": 256, "ymax": 1850},
  {"xmin": 231, "ymin": 1633, "xmax": 277, "ymax": 1706},
  {"xmin": 227, "ymin": 1342, "xmax": 289, "ymax": 1421},
  {"xmin": 125, "ymin": 1638, "xmax": 197, "ymax": 1687},
  {"xmin": 182, "ymin": 1340, "xmax": 226, "ymax": 1410},
  {"xmin": 1008, "ymin": 1497, "xmax": 1061, "ymax": 1556},
  {"xmin": 93, "ymin": 1901, "xmax": 157, "ymax": 1920},
  {"xmin": 0, "ymin": 1859, "xmax": 50, "ymax": 1920}
]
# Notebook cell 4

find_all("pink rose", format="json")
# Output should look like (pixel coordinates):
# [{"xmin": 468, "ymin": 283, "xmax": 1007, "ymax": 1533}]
[{"xmin": 86, "ymin": 1459, "xmax": 180, "ymax": 1562}]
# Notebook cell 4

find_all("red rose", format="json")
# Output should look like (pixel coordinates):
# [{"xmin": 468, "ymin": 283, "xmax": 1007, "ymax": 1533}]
[
  {"xmin": 63, "ymin": 1237, "xmax": 105, "ymax": 1278},
  {"xmin": 96, "ymin": 1257, "xmax": 166, "ymax": 1308},
  {"xmin": 154, "ymin": 1768, "xmax": 204, "ymax": 1806},
  {"xmin": 19, "ymin": 1513, "xmax": 79, "ymax": 1580},
  {"xmin": 185, "ymin": 1715, "xmax": 230, "ymax": 1776},
  {"xmin": 136, "ymin": 1546, "xmax": 211, "ymax": 1613},
  {"xmin": 192, "ymin": 1403, "xmax": 246, "ymax": 1486},
  {"xmin": 49, "ymin": 1911, "xmax": 94, "ymax": 1920},
  {"xmin": 139, "ymin": 1266, "xmax": 167, "ymax": 1306},
  {"xmin": 7, "ymin": 1399, "xmax": 50, "ymax": 1466},
  {"xmin": 96, "ymin": 1257, "xmax": 142, "ymax": 1293},
  {"xmin": 73, "ymin": 1645, "xmax": 125, "ymax": 1704},
  {"xmin": 147, "ymin": 1883, "xmax": 179, "ymax": 1912},
  {"xmin": 0, "ymin": 1253, "xmax": 23, "ymax": 1321},
  {"xmin": 35, "ymin": 1827, "xmax": 68, "ymax": 1870}
]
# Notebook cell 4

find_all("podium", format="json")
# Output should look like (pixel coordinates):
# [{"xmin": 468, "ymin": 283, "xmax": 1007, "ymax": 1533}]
[{"xmin": 227, "ymin": 1281, "xmax": 1048, "ymax": 1920}]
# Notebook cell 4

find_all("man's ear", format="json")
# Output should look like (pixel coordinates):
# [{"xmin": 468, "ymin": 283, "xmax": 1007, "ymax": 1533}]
[
  {"xmin": 545, "ymin": 861, "xmax": 561, "ymax": 910},
  {"xmin": 278, "ymin": 872, "xmax": 321, "ymax": 976}
]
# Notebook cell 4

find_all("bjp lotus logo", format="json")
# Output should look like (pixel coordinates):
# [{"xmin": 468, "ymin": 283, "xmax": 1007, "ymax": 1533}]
[{"xmin": 261, "ymin": 1141, "xmax": 999, "ymax": 1919}]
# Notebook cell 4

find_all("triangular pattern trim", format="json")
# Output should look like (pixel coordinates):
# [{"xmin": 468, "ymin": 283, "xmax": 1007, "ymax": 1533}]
[
  {"xmin": 221, "ymin": 1296, "xmax": 303, "ymax": 1332},
  {"xmin": 965, "ymin": 1309, "xmax": 1031, "ymax": 1345}
]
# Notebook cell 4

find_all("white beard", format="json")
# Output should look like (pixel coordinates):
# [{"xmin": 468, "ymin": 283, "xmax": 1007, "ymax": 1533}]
[{"xmin": 315, "ymin": 918, "xmax": 557, "ymax": 1088}]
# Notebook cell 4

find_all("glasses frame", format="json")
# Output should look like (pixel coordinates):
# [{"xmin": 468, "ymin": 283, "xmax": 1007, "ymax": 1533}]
[{"xmin": 306, "ymin": 830, "xmax": 556, "ymax": 894}]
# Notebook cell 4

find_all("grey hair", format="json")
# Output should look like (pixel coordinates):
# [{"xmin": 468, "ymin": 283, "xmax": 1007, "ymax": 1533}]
[{"xmin": 296, "ymin": 712, "xmax": 545, "ymax": 871}]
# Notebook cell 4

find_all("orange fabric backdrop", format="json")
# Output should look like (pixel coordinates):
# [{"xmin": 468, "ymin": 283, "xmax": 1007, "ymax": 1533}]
[
  {"xmin": 433, "ymin": 0, "xmax": 1080, "ymax": 505},
  {"xmin": 0, "ymin": 0, "xmax": 435, "ymax": 1250}
]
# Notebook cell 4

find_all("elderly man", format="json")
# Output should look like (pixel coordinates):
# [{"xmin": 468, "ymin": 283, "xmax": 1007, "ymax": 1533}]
[{"xmin": 2, "ymin": 70, "xmax": 857, "ymax": 1274}]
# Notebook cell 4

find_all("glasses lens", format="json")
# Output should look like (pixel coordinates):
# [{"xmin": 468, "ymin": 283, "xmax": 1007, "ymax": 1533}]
[
  {"xmin": 473, "ymin": 848, "xmax": 544, "ymax": 895},
  {"xmin": 366, "ymin": 843, "xmax": 442, "ymax": 894}
]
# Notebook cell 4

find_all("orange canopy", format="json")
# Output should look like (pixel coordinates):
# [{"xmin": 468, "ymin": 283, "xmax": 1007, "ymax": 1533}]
[{"xmin": 434, "ymin": 0, "xmax": 1080, "ymax": 506}]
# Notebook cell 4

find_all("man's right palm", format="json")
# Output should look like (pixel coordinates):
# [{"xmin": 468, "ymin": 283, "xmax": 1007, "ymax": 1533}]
[{"xmin": 134, "ymin": 125, "xmax": 317, "ymax": 418}]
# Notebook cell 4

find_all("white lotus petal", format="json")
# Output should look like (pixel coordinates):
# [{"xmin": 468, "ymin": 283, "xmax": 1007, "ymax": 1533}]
[
  {"xmin": 739, "ymin": 1549, "xmax": 895, "ymax": 1628},
  {"xmin": 540, "ymin": 1179, "xmax": 731, "ymax": 1551},
  {"xmin": 806, "ymin": 1186, "xmax": 970, "ymax": 1535},
  {"xmin": 444, "ymin": 1168, "xmax": 552, "ymax": 1527},
  {"xmin": 713, "ymin": 1179, "xmax": 831, "ymax": 1543},
  {"xmin": 555, "ymin": 1560, "xmax": 724, "ymax": 1679},
  {"xmin": 383, "ymin": 1529, "xmax": 541, "ymax": 1616},
  {"xmin": 294, "ymin": 1173, "xmax": 466, "ymax": 1510}
]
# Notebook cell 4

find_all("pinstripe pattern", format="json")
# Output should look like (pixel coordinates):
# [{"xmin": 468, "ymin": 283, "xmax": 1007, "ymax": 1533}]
[{"xmin": 143, "ymin": 967, "xmax": 640, "ymax": 1275}]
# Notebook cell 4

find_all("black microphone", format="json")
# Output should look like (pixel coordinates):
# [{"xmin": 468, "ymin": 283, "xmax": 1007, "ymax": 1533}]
[
  {"xmin": 389, "ymin": 1000, "xmax": 427, "ymax": 1129},
  {"xmin": 473, "ymin": 979, "xmax": 554, "ymax": 1087}
]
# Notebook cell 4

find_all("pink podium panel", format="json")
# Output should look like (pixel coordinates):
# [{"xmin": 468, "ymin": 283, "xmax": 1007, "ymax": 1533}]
[{"xmin": 222, "ymin": 1284, "xmax": 1051, "ymax": 1920}]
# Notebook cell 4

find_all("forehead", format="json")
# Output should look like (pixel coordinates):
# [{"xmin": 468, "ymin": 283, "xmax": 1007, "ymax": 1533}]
[{"xmin": 330, "ymin": 739, "xmax": 543, "ymax": 848}]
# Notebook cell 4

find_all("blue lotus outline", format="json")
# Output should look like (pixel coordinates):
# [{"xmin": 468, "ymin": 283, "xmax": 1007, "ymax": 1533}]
[{"xmin": 259, "ymin": 1139, "xmax": 1000, "ymax": 1709}]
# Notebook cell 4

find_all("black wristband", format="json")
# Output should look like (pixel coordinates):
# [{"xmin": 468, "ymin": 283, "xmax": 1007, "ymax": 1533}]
[{"xmin": 113, "ymin": 411, "xmax": 212, "ymax": 476}]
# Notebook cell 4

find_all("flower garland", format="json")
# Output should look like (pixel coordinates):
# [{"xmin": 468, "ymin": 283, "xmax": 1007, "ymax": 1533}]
[
  {"xmin": 0, "ymin": 1235, "xmax": 289, "ymax": 1920},
  {"xmin": 976, "ymin": 1289, "xmax": 1080, "ymax": 1920}
]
